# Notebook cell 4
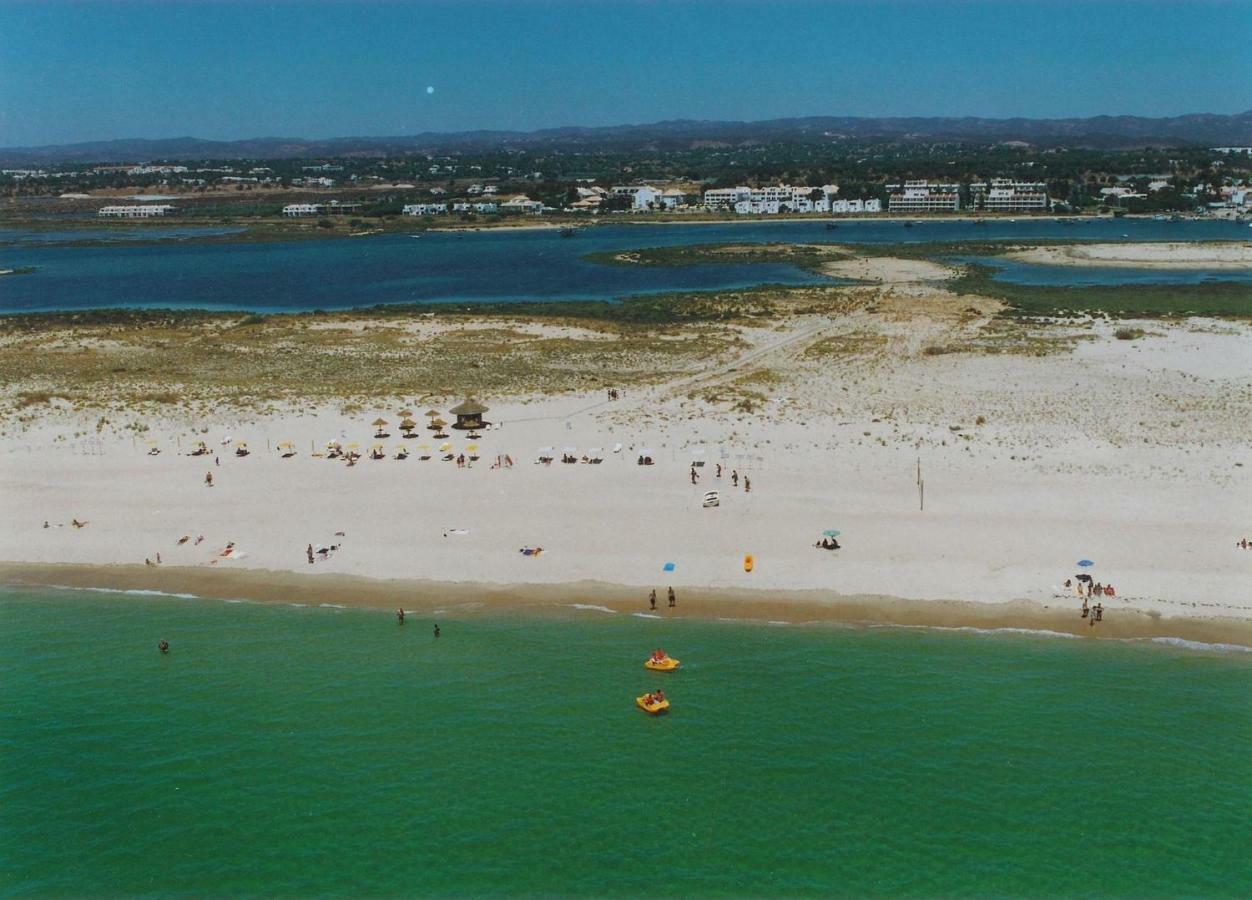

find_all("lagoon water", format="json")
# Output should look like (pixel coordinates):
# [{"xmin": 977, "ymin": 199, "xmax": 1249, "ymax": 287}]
[
  {"xmin": 3, "ymin": 586, "xmax": 1249, "ymax": 896},
  {"xmin": 1, "ymin": 218, "xmax": 1249, "ymax": 314}
]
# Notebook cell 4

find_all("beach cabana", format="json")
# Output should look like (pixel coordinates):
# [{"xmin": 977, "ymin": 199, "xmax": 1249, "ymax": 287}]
[{"xmin": 449, "ymin": 399, "xmax": 489, "ymax": 431}]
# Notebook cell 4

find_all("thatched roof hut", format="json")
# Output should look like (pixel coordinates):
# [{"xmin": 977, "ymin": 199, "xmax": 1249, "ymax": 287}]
[{"xmin": 449, "ymin": 398, "xmax": 489, "ymax": 430}]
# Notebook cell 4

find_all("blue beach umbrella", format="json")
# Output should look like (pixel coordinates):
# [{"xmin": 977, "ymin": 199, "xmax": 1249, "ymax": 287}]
[
  {"xmin": 662, "ymin": 562, "xmax": 676, "ymax": 572},
  {"xmin": 1076, "ymin": 559, "xmax": 1094, "ymax": 567},
  {"xmin": 823, "ymin": 530, "xmax": 841, "ymax": 537}
]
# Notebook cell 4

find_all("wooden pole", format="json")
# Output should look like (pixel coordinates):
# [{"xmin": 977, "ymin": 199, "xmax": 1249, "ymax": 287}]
[{"xmin": 920, "ymin": 478, "xmax": 925, "ymax": 512}]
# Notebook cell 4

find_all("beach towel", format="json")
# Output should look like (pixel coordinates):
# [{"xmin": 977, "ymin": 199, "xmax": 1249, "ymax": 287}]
[{"xmin": 663, "ymin": 562, "xmax": 676, "ymax": 572}]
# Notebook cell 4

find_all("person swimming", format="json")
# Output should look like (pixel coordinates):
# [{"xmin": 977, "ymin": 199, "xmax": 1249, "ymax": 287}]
[{"xmin": 158, "ymin": 639, "xmax": 169, "ymax": 654}]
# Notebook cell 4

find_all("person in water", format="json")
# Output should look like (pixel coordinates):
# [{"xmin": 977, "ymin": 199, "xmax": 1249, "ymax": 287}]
[
  {"xmin": 433, "ymin": 623, "xmax": 440, "ymax": 639},
  {"xmin": 158, "ymin": 639, "xmax": 169, "ymax": 654},
  {"xmin": 397, "ymin": 607, "xmax": 405, "ymax": 624}
]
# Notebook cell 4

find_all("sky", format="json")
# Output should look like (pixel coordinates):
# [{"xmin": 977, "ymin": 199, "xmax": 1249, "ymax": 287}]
[{"xmin": 0, "ymin": 0, "xmax": 1249, "ymax": 147}]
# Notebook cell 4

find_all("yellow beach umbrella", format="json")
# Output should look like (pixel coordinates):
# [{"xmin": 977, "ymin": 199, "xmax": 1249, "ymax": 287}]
[
  {"xmin": 277, "ymin": 441, "xmax": 294, "ymax": 450},
  {"xmin": 235, "ymin": 440, "xmax": 247, "ymax": 448},
  {"xmin": 464, "ymin": 443, "xmax": 478, "ymax": 453},
  {"xmin": 371, "ymin": 442, "xmax": 385, "ymax": 451},
  {"xmin": 439, "ymin": 442, "xmax": 452, "ymax": 452},
  {"xmin": 346, "ymin": 441, "xmax": 359, "ymax": 450},
  {"xmin": 415, "ymin": 443, "xmax": 431, "ymax": 452},
  {"xmin": 326, "ymin": 440, "xmax": 341, "ymax": 449}
]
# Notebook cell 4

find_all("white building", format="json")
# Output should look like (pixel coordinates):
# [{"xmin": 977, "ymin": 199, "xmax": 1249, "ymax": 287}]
[
  {"xmin": 500, "ymin": 195, "xmax": 543, "ymax": 214},
  {"xmin": 402, "ymin": 203, "xmax": 449, "ymax": 215},
  {"xmin": 611, "ymin": 185, "xmax": 663, "ymax": 210},
  {"xmin": 969, "ymin": 179, "xmax": 1050, "ymax": 211},
  {"xmin": 283, "ymin": 203, "xmax": 323, "ymax": 216},
  {"xmin": 98, "ymin": 204, "xmax": 176, "ymax": 218},
  {"xmin": 703, "ymin": 187, "xmax": 753, "ymax": 209},
  {"xmin": 886, "ymin": 181, "xmax": 961, "ymax": 213}
]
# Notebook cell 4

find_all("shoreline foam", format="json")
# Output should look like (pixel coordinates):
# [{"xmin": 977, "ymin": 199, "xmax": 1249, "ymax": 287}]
[{"xmin": 5, "ymin": 562, "xmax": 1251, "ymax": 650}]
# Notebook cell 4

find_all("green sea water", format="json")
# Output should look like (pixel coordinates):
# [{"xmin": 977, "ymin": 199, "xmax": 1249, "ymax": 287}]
[{"xmin": 2, "ymin": 586, "xmax": 1250, "ymax": 898}]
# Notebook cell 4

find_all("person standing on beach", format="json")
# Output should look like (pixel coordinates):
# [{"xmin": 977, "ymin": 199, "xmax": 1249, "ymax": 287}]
[
  {"xmin": 307, "ymin": 544, "xmax": 315, "ymax": 564},
  {"xmin": 205, "ymin": 471, "xmax": 213, "ymax": 487},
  {"xmin": 744, "ymin": 476, "xmax": 751, "ymax": 493},
  {"xmin": 731, "ymin": 470, "xmax": 739, "ymax": 487},
  {"xmin": 668, "ymin": 587, "xmax": 676, "ymax": 608},
  {"xmin": 649, "ymin": 589, "xmax": 657, "ymax": 611}
]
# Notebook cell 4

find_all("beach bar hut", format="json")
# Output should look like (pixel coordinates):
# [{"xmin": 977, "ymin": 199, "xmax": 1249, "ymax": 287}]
[{"xmin": 449, "ymin": 399, "xmax": 489, "ymax": 431}]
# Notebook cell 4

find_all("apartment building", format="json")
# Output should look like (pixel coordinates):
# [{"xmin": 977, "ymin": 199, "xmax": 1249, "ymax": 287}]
[
  {"xmin": 886, "ymin": 181, "xmax": 961, "ymax": 213},
  {"xmin": 98, "ymin": 204, "xmax": 176, "ymax": 218},
  {"xmin": 969, "ymin": 179, "xmax": 1049, "ymax": 211}
]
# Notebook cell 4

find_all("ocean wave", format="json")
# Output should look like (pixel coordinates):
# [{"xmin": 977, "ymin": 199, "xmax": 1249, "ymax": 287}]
[
  {"xmin": 881, "ymin": 624, "xmax": 1080, "ymax": 640},
  {"xmin": 568, "ymin": 603, "xmax": 617, "ymax": 614},
  {"xmin": 52, "ymin": 585, "xmax": 202, "ymax": 601},
  {"xmin": 1143, "ymin": 637, "xmax": 1252, "ymax": 654},
  {"xmin": 632, "ymin": 613, "xmax": 663, "ymax": 619},
  {"xmin": 318, "ymin": 603, "xmax": 347, "ymax": 609}
]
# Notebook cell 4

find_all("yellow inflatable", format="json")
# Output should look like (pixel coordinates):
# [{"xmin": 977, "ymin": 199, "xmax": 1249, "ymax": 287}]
[
  {"xmin": 636, "ymin": 694, "xmax": 670, "ymax": 715},
  {"xmin": 645, "ymin": 656, "xmax": 681, "ymax": 671},
  {"xmin": 744, "ymin": 554, "xmax": 754, "ymax": 572}
]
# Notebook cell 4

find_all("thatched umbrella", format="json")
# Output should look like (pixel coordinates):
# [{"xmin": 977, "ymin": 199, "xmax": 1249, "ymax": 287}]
[
  {"xmin": 399, "ymin": 418, "xmax": 417, "ymax": 434},
  {"xmin": 372, "ymin": 417, "xmax": 389, "ymax": 428},
  {"xmin": 398, "ymin": 408, "xmax": 415, "ymax": 419},
  {"xmin": 428, "ymin": 417, "xmax": 447, "ymax": 431},
  {"xmin": 424, "ymin": 409, "xmax": 441, "ymax": 419}
]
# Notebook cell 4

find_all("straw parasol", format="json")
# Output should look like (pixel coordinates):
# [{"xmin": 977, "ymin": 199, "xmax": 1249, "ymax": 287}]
[
  {"xmin": 425, "ymin": 409, "xmax": 441, "ymax": 419},
  {"xmin": 398, "ymin": 408, "xmax": 414, "ymax": 418},
  {"xmin": 428, "ymin": 417, "xmax": 447, "ymax": 430},
  {"xmin": 372, "ymin": 418, "xmax": 388, "ymax": 428},
  {"xmin": 399, "ymin": 418, "xmax": 417, "ymax": 433}
]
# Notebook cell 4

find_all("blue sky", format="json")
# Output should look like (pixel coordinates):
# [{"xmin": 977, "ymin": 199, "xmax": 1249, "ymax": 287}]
[{"xmin": 1, "ymin": 0, "xmax": 1249, "ymax": 147}]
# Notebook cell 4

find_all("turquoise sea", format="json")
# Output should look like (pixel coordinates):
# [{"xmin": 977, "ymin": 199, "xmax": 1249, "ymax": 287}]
[{"xmin": 2, "ymin": 585, "xmax": 1250, "ymax": 897}]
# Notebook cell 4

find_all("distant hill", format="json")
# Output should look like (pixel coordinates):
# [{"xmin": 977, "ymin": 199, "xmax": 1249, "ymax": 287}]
[{"xmin": 4, "ymin": 112, "xmax": 1252, "ymax": 164}]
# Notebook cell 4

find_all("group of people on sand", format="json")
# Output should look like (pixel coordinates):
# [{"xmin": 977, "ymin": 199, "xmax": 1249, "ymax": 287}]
[
  {"xmin": 1238, "ymin": 538, "xmax": 1251, "ymax": 550},
  {"xmin": 815, "ymin": 536, "xmax": 841, "ymax": 550},
  {"xmin": 648, "ymin": 587, "xmax": 677, "ymax": 610},
  {"xmin": 1065, "ymin": 577, "xmax": 1115, "ymax": 599},
  {"xmin": 606, "ymin": 388, "xmax": 623, "ymax": 401}
]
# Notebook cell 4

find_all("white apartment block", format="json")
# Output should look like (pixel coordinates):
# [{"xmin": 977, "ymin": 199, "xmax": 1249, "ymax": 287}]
[
  {"xmin": 704, "ymin": 184, "xmax": 859, "ymax": 215},
  {"xmin": 500, "ymin": 196, "xmax": 543, "ymax": 214},
  {"xmin": 98, "ymin": 204, "xmax": 176, "ymax": 218},
  {"xmin": 449, "ymin": 202, "xmax": 500, "ymax": 214},
  {"xmin": 283, "ymin": 203, "xmax": 323, "ymax": 216},
  {"xmin": 886, "ymin": 181, "xmax": 961, "ymax": 213},
  {"xmin": 830, "ymin": 198, "xmax": 882, "ymax": 213},
  {"xmin": 611, "ymin": 185, "xmax": 663, "ymax": 210},
  {"xmin": 403, "ymin": 203, "xmax": 449, "ymax": 215},
  {"xmin": 969, "ymin": 179, "xmax": 1049, "ymax": 211}
]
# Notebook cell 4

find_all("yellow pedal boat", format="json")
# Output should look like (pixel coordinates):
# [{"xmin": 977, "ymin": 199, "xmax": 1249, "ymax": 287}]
[
  {"xmin": 636, "ymin": 694, "xmax": 670, "ymax": 715},
  {"xmin": 644, "ymin": 656, "xmax": 681, "ymax": 672}
]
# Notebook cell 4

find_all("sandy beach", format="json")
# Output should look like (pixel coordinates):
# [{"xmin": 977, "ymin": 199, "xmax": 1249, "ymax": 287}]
[
  {"xmin": 3, "ymin": 291, "xmax": 1250, "ymax": 643},
  {"xmin": 1006, "ymin": 241, "xmax": 1252, "ymax": 269}
]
